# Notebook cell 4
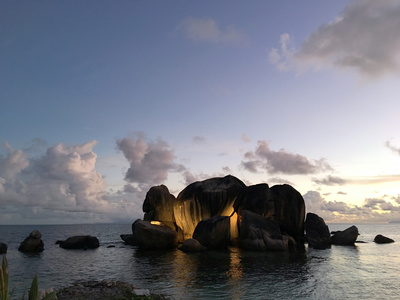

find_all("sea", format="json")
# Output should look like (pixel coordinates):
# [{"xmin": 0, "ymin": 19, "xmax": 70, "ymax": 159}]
[{"xmin": 1, "ymin": 223, "xmax": 400, "ymax": 300}]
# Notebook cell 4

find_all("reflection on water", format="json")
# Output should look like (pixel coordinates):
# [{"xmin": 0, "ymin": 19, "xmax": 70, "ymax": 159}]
[
  {"xmin": 130, "ymin": 247, "xmax": 310, "ymax": 299},
  {"xmin": 2, "ymin": 223, "xmax": 400, "ymax": 299}
]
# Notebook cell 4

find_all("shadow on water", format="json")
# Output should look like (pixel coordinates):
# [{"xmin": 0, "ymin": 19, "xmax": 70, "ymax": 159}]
[{"xmin": 130, "ymin": 247, "xmax": 310, "ymax": 299}]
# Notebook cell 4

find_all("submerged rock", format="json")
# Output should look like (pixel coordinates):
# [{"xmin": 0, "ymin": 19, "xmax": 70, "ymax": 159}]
[
  {"xmin": 193, "ymin": 215, "xmax": 231, "ymax": 250},
  {"xmin": 331, "ymin": 226, "xmax": 359, "ymax": 246},
  {"xmin": 57, "ymin": 235, "xmax": 100, "ymax": 250},
  {"xmin": 18, "ymin": 230, "xmax": 44, "ymax": 253},
  {"xmin": 374, "ymin": 234, "xmax": 394, "ymax": 244},
  {"xmin": 133, "ymin": 219, "xmax": 178, "ymax": 250},
  {"xmin": 305, "ymin": 213, "xmax": 331, "ymax": 250}
]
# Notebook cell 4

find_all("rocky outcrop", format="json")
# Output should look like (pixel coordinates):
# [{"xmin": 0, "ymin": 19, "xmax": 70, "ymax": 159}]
[
  {"xmin": 193, "ymin": 215, "xmax": 231, "ymax": 250},
  {"xmin": 0, "ymin": 242, "xmax": 7, "ymax": 254},
  {"xmin": 374, "ymin": 234, "xmax": 394, "ymax": 244},
  {"xmin": 233, "ymin": 183, "xmax": 305, "ymax": 246},
  {"xmin": 305, "ymin": 213, "xmax": 331, "ymax": 249},
  {"xmin": 238, "ymin": 209, "xmax": 293, "ymax": 251},
  {"xmin": 133, "ymin": 219, "xmax": 178, "ymax": 250},
  {"xmin": 18, "ymin": 230, "xmax": 44, "ymax": 253},
  {"xmin": 56, "ymin": 235, "xmax": 100, "ymax": 249},
  {"xmin": 174, "ymin": 175, "xmax": 246, "ymax": 240},
  {"xmin": 179, "ymin": 238, "xmax": 207, "ymax": 252},
  {"xmin": 331, "ymin": 226, "xmax": 359, "ymax": 245},
  {"xmin": 143, "ymin": 185, "xmax": 176, "ymax": 231}
]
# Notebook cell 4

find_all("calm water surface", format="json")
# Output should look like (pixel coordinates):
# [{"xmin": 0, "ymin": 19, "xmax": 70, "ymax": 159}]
[{"xmin": 1, "ymin": 223, "xmax": 400, "ymax": 299}]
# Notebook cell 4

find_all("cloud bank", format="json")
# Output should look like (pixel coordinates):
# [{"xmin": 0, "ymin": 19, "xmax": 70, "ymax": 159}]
[
  {"xmin": 241, "ymin": 140, "xmax": 332, "ymax": 175},
  {"xmin": 270, "ymin": 0, "xmax": 400, "ymax": 77}
]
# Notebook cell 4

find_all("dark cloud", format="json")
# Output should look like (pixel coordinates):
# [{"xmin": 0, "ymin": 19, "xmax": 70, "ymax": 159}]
[
  {"xmin": 313, "ymin": 175, "xmax": 347, "ymax": 186},
  {"xmin": 192, "ymin": 136, "xmax": 206, "ymax": 143},
  {"xmin": 241, "ymin": 141, "xmax": 332, "ymax": 175},
  {"xmin": 271, "ymin": 0, "xmax": 400, "ymax": 77},
  {"xmin": 385, "ymin": 140, "xmax": 400, "ymax": 155},
  {"xmin": 116, "ymin": 133, "xmax": 186, "ymax": 185}
]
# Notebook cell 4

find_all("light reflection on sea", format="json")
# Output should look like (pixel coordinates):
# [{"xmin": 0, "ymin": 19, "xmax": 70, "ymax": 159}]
[{"xmin": 1, "ymin": 223, "xmax": 400, "ymax": 299}]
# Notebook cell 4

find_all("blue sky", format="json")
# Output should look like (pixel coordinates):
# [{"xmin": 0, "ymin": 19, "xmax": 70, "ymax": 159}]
[{"xmin": 1, "ymin": 0, "xmax": 400, "ymax": 224}]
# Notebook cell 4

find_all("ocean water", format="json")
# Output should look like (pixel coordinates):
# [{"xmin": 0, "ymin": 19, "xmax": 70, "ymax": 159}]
[{"xmin": 1, "ymin": 223, "xmax": 400, "ymax": 299}]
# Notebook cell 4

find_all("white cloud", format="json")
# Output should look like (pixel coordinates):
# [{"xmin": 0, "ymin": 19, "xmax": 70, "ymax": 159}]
[
  {"xmin": 0, "ymin": 140, "xmax": 138, "ymax": 224},
  {"xmin": 241, "ymin": 140, "xmax": 332, "ymax": 175},
  {"xmin": 270, "ymin": 0, "xmax": 400, "ymax": 78},
  {"xmin": 177, "ymin": 16, "xmax": 247, "ymax": 45}
]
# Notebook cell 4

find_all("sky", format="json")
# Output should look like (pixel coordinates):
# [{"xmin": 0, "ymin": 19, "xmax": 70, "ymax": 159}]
[{"xmin": 1, "ymin": 0, "xmax": 400, "ymax": 225}]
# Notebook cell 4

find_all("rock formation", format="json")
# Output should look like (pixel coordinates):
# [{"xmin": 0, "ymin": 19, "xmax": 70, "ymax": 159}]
[
  {"xmin": 18, "ymin": 230, "xmax": 44, "ymax": 253},
  {"xmin": 193, "ymin": 215, "xmax": 231, "ymax": 249},
  {"xmin": 174, "ymin": 175, "xmax": 246, "ymax": 240},
  {"xmin": 56, "ymin": 235, "xmax": 100, "ymax": 249},
  {"xmin": 331, "ymin": 226, "xmax": 359, "ymax": 245},
  {"xmin": 0, "ymin": 242, "xmax": 7, "ymax": 254},
  {"xmin": 133, "ymin": 219, "xmax": 178, "ymax": 250},
  {"xmin": 374, "ymin": 234, "xmax": 394, "ymax": 244},
  {"xmin": 136, "ymin": 175, "xmax": 306, "ymax": 252},
  {"xmin": 143, "ymin": 185, "xmax": 176, "ymax": 231},
  {"xmin": 120, "ymin": 234, "xmax": 138, "ymax": 246},
  {"xmin": 305, "ymin": 213, "xmax": 331, "ymax": 249}
]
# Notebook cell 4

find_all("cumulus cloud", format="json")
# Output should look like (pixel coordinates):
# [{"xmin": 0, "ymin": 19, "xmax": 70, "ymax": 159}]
[
  {"xmin": 270, "ymin": 0, "xmax": 400, "ymax": 77},
  {"xmin": 241, "ymin": 140, "xmax": 332, "ymax": 175},
  {"xmin": 116, "ymin": 133, "xmax": 186, "ymax": 185},
  {"xmin": 177, "ymin": 16, "xmax": 247, "ymax": 44},
  {"xmin": 0, "ymin": 140, "xmax": 138, "ymax": 224}
]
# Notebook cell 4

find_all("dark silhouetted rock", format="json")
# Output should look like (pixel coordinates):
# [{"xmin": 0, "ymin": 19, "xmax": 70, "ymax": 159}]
[
  {"xmin": 57, "ymin": 235, "xmax": 100, "ymax": 249},
  {"xmin": 179, "ymin": 238, "xmax": 207, "ymax": 252},
  {"xmin": 374, "ymin": 234, "xmax": 394, "ymax": 244},
  {"xmin": 234, "ymin": 183, "xmax": 305, "ymax": 247},
  {"xmin": 143, "ymin": 185, "xmax": 177, "ymax": 231},
  {"xmin": 174, "ymin": 175, "xmax": 246, "ymax": 240},
  {"xmin": 18, "ymin": 230, "xmax": 44, "ymax": 253},
  {"xmin": 238, "ymin": 209, "xmax": 291, "ymax": 251},
  {"xmin": 193, "ymin": 215, "xmax": 231, "ymax": 250},
  {"xmin": 305, "ymin": 213, "xmax": 331, "ymax": 250},
  {"xmin": 269, "ymin": 184, "xmax": 305, "ymax": 245},
  {"xmin": 120, "ymin": 234, "xmax": 138, "ymax": 246},
  {"xmin": 0, "ymin": 242, "xmax": 7, "ymax": 254},
  {"xmin": 133, "ymin": 219, "xmax": 178, "ymax": 250},
  {"xmin": 331, "ymin": 226, "xmax": 359, "ymax": 245}
]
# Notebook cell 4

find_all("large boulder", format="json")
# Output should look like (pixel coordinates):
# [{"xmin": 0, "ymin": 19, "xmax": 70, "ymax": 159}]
[
  {"xmin": 18, "ymin": 230, "xmax": 44, "ymax": 253},
  {"xmin": 331, "ymin": 225, "xmax": 359, "ymax": 245},
  {"xmin": 133, "ymin": 219, "xmax": 178, "ymax": 250},
  {"xmin": 56, "ymin": 235, "xmax": 100, "ymax": 249},
  {"xmin": 174, "ymin": 175, "xmax": 246, "ymax": 240},
  {"xmin": 0, "ymin": 242, "xmax": 7, "ymax": 254},
  {"xmin": 305, "ymin": 213, "xmax": 331, "ymax": 249},
  {"xmin": 234, "ymin": 183, "xmax": 305, "ymax": 246},
  {"xmin": 193, "ymin": 215, "xmax": 231, "ymax": 250},
  {"xmin": 374, "ymin": 234, "xmax": 394, "ymax": 244},
  {"xmin": 179, "ymin": 238, "xmax": 207, "ymax": 252},
  {"xmin": 238, "ymin": 209, "xmax": 292, "ymax": 251},
  {"xmin": 143, "ymin": 185, "xmax": 176, "ymax": 230}
]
